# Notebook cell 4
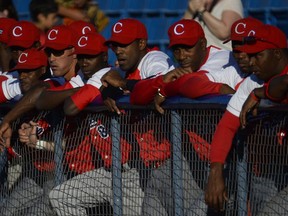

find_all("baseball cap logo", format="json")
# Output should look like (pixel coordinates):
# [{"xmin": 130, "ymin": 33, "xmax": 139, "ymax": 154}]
[
  {"xmin": 247, "ymin": 30, "xmax": 256, "ymax": 36},
  {"xmin": 18, "ymin": 52, "xmax": 28, "ymax": 63},
  {"xmin": 13, "ymin": 26, "xmax": 23, "ymax": 37},
  {"xmin": 78, "ymin": 36, "xmax": 88, "ymax": 47},
  {"xmin": 174, "ymin": 24, "xmax": 184, "ymax": 35},
  {"xmin": 113, "ymin": 22, "xmax": 123, "ymax": 33},
  {"xmin": 48, "ymin": 29, "xmax": 58, "ymax": 41},
  {"xmin": 235, "ymin": 22, "xmax": 246, "ymax": 35},
  {"xmin": 81, "ymin": 26, "xmax": 91, "ymax": 35}
]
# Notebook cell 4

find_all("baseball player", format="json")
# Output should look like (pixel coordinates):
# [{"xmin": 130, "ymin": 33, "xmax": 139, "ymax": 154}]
[
  {"xmin": 205, "ymin": 24, "xmax": 288, "ymax": 213},
  {"xmin": 140, "ymin": 17, "xmax": 265, "ymax": 215},
  {"xmin": 131, "ymin": 19, "xmax": 246, "ymax": 111},
  {"xmin": 0, "ymin": 48, "xmax": 58, "ymax": 216}
]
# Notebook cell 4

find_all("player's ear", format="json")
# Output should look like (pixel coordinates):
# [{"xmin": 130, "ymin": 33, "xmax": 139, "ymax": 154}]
[
  {"xmin": 138, "ymin": 39, "xmax": 147, "ymax": 51},
  {"xmin": 199, "ymin": 38, "xmax": 207, "ymax": 50}
]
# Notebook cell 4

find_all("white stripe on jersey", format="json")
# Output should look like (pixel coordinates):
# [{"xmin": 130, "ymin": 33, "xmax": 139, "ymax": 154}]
[
  {"xmin": 2, "ymin": 78, "xmax": 22, "ymax": 100},
  {"xmin": 137, "ymin": 50, "xmax": 175, "ymax": 79},
  {"xmin": 202, "ymin": 46, "xmax": 245, "ymax": 90},
  {"xmin": 87, "ymin": 67, "xmax": 111, "ymax": 89},
  {"xmin": 227, "ymin": 74, "xmax": 263, "ymax": 117}
]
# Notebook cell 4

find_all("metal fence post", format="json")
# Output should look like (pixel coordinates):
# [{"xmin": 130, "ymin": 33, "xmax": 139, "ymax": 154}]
[
  {"xmin": 111, "ymin": 116, "xmax": 122, "ymax": 216},
  {"xmin": 54, "ymin": 129, "xmax": 65, "ymax": 186},
  {"xmin": 236, "ymin": 139, "xmax": 248, "ymax": 216},
  {"xmin": 171, "ymin": 110, "xmax": 184, "ymax": 216}
]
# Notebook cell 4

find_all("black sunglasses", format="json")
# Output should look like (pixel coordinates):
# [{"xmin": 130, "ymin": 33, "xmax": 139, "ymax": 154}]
[
  {"xmin": 10, "ymin": 46, "xmax": 26, "ymax": 53},
  {"xmin": 44, "ymin": 46, "xmax": 73, "ymax": 57}
]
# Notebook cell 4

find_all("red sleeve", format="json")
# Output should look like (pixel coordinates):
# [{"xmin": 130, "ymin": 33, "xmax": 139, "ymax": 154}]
[
  {"xmin": 210, "ymin": 110, "xmax": 240, "ymax": 164},
  {"xmin": 49, "ymin": 82, "xmax": 73, "ymax": 91},
  {"xmin": 0, "ymin": 75, "xmax": 8, "ymax": 83},
  {"xmin": 179, "ymin": 74, "xmax": 223, "ymax": 98},
  {"xmin": 70, "ymin": 84, "xmax": 101, "ymax": 110},
  {"xmin": 130, "ymin": 76, "xmax": 165, "ymax": 105}
]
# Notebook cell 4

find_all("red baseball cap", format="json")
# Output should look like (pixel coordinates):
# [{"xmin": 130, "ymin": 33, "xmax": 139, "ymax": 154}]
[
  {"xmin": 45, "ymin": 25, "xmax": 76, "ymax": 50},
  {"xmin": 105, "ymin": 18, "xmax": 148, "ymax": 45},
  {"xmin": 0, "ymin": 18, "xmax": 17, "ymax": 44},
  {"xmin": 10, "ymin": 48, "xmax": 48, "ymax": 71},
  {"xmin": 7, "ymin": 21, "xmax": 41, "ymax": 48},
  {"xmin": 236, "ymin": 24, "xmax": 287, "ymax": 54},
  {"xmin": 74, "ymin": 32, "xmax": 108, "ymax": 55},
  {"xmin": 68, "ymin": 20, "xmax": 96, "ymax": 38},
  {"xmin": 168, "ymin": 19, "xmax": 205, "ymax": 48},
  {"xmin": 223, "ymin": 17, "xmax": 263, "ymax": 44}
]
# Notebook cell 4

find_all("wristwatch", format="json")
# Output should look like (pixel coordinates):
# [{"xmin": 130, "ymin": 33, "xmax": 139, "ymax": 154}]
[{"xmin": 198, "ymin": 8, "xmax": 207, "ymax": 21}]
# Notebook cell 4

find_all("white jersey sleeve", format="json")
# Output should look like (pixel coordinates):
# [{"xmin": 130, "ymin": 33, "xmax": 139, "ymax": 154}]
[
  {"xmin": 203, "ymin": 48, "xmax": 245, "ymax": 89},
  {"xmin": 227, "ymin": 74, "xmax": 263, "ymax": 117},
  {"xmin": 87, "ymin": 67, "xmax": 111, "ymax": 89},
  {"xmin": 137, "ymin": 51, "xmax": 175, "ymax": 79},
  {"xmin": 2, "ymin": 78, "xmax": 22, "ymax": 100},
  {"xmin": 69, "ymin": 72, "xmax": 85, "ymax": 88}
]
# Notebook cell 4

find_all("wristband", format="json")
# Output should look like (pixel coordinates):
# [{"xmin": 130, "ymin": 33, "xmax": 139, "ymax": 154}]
[
  {"xmin": 157, "ymin": 88, "xmax": 166, "ymax": 98},
  {"xmin": 250, "ymin": 90, "xmax": 260, "ymax": 102},
  {"xmin": 35, "ymin": 140, "xmax": 45, "ymax": 150}
]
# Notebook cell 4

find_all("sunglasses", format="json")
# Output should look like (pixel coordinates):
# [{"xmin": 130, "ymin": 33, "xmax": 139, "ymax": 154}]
[
  {"xmin": 44, "ymin": 46, "xmax": 73, "ymax": 57},
  {"xmin": 242, "ymin": 36, "xmax": 279, "ymax": 48}
]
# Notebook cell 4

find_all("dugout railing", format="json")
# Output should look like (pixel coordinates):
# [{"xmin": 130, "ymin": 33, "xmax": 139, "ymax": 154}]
[{"xmin": 0, "ymin": 96, "xmax": 287, "ymax": 216}]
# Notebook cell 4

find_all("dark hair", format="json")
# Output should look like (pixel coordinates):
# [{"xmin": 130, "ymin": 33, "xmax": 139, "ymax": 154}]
[
  {"xmin": 0, "ymin": 0, "xmax": 19, "ymax": 20},
  {"xmin": 29, "ymin": 0, "xmax": 58, "ymax": 22}
]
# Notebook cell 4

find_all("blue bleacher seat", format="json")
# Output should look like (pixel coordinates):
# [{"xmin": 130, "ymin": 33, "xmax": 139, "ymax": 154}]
[
  {"xmin": 97, "ymin": 0, "xmax": 125, "ymax": 16},
  {"xmin": 12, "ymin": 0, "xmax": 30, "ymax": 20},
  {"xmin": 163, "ymin": 0, "xmax": 187, "ymax": 15},
  {"xmin": 145, "ymin": 16, "xmax": 166, "ymax": 44},
  {"xmin": 143, "ymin": 0, "xmax": 165, "ymax": 15},
  {"xmin": 247, "ymin": 0, "xmax": 271, "ymax": 24},
  {"xmin": 125, "ymin": 0, "xmax": 146, "ymax": 17}
]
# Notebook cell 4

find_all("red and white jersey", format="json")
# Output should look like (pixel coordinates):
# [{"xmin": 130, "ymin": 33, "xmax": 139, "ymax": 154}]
[
  {"xmin": 202, "ymin": 46, "xmax": 245, "ymax": 90},
  {"xmin": 227, "ymin": 74, "xmax": 263, "ymax": 117},
  {"xmin": 127, "ymin": 50, "xmax": 175, "ymax": 80},
  {"xmin": 87, "ymin": 67, "xmax": 111, "ymax": 88},
  {"xmin": 1, "ymin": 78, "xmax": 21, "ymax": 102}
]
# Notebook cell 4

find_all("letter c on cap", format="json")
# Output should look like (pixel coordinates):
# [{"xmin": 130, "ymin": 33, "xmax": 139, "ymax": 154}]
[
  {"xmin": 174, "ymin": 24, "xmax": 184, "ymax": 35},
  {"xmin": 48, "ymin": 29, "xmax": 58, "ymax": 40},
  {"xmin": 82, "ymin": 26, "xmax": 91, "ymax": 35},
  {"xmin": 235, "ymin": 23, "xmax": 246, "ymax": 34},
  {"xmin": 247, "ymin": 30, "xmax": 256, "ymax": 36},
  {"xmin": 18, "ymin": 52, "xmax": 28, "ymax": 64},
  {"xmin": 13, "ymin": 26, "xmax": 23, "ymax": 37},
  {"xmin": 78, "ymin": 36, "xmax": 88, "ymax": 47},
  {"xmin": 113, "ymin": 22, "xmax": 123, "ymax": 33}
]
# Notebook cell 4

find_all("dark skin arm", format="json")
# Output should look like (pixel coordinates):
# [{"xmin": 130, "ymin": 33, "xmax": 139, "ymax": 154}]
[
  {"xmin": 205, "ymin": 162, "xmax": 228, "ymax": 211},
  {"xmin": 240, "ymin": 87, "xmax": 265, "ymax": 128},
  {"xmin": 267, "ymin": 75, "xmax": 288, "ymax": 101},
  {"xmin": 35, "ymin": 87, "xmax": 80, "ymax": 110},
  {"xmin": 0, "ymin": 83, "xmax": 49, "ymax": 151}
]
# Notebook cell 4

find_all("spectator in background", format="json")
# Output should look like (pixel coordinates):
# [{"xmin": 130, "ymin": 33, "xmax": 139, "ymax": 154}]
[
  {"xmin": 56, "ymin": 0, "xmax": 109, "ymax": 32},
  {"xmin": 0, "ymin": 0, "xmax": 18, "ymax": 20},
  {"xmin": 29, "ymin": 0, "xmax": 59, "ymax": 34},
  {"xmin": 183, "ymin": 0, "xmax": 243, "ymax": 50}
]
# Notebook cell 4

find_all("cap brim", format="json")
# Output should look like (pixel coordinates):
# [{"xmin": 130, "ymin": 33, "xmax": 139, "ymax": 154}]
[
  {"xmin": 168, "ymin": 38, "xmax": 198, "ymax": 48},
  {"xmin": 8, "ymin": 40, "xmax": 33, "ymax": 48},
  {"xmin": 44, "ymin": 42, "xmax": 70, "ymax": 50},
  {"xmin": 236, "ymin": 41, "xmax": 277, "ymax": 54},
  {"xmin": 104, "ymin": 36, "xmax": 135, "ymax": 45}
]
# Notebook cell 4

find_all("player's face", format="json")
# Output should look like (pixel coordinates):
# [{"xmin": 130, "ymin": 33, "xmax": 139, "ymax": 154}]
[
  {"xmin": 39, "ymin": 13, "xmax": 58, "ymax": 31},
  {"xmin": 172, "ymin": 40, "xmax": 205, "ymax": 71},
  {"xmin": 9, "ymin": 46, "xmax": 26, "ymax": 64},
  {"xmin": 110, "ymin": 40, "xmax": 142, "ymax": 73},
  {"xmin": 45, "ymin": 47, "xmax": 76, "ymax": 79},
  {"xmin": 77, "ymin": 53, "xmax": 107, "ymax": 79},
  {"xmin": 19, "ymin": 67, "xmax": 45, "ymax": 93},
  {"xmin": 248, "ymin": 49, "xmax": 280, "ymax": 82},
  {"xmin": 232, "ymin": 42, "xmax": 252, "ymax": 74}
]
